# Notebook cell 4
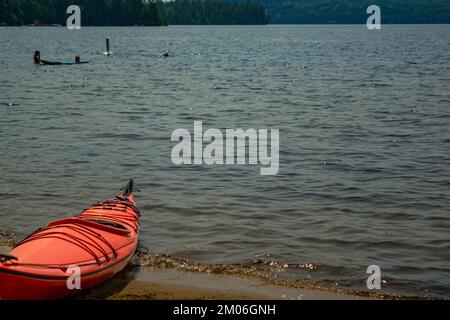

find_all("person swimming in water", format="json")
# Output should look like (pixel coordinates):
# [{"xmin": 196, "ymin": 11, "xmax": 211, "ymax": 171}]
[{"xmin": 33, "ymin": 50, "xmax": 41, "ymax": 64}]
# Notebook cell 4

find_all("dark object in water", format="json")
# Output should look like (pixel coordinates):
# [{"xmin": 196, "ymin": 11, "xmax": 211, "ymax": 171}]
[
  {"xmin": 1, "ymin": 102, "xmax": 16, "ymax": 107},
  {"xmin": 40, "ymin": 60, "xmax": 64, "ymax": 65}
]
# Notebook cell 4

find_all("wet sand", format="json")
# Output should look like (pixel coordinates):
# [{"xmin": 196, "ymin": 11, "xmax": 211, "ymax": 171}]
[
  {"xmin": 78, "ymin": 267, "xmax": 373, "ymax": 300},
  {"xmin": 4, "ymin": 243, "xmax": 369, "ymax": 300}
]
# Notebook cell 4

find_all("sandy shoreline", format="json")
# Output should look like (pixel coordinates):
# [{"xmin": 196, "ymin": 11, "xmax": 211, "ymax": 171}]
[
  {"xmin": 4, "ymin": 244, "xmax": 369, "ymax": 300},
  {"xmin": 1, "ymin": 245, "xmax": 411, "ymax": 300},
  {"xmin": 76, "ymin": 266, "xmax": 373, "ymax": 300}
]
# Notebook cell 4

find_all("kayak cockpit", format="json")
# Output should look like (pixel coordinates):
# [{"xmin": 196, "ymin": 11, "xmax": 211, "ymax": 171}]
[
  {"xmin": 86, "ymin": 219, "xmax": 128, "ymax": 231},
  {"xmin": 47, "ymin": 218, "xmax": 130, "ymax": 236}
]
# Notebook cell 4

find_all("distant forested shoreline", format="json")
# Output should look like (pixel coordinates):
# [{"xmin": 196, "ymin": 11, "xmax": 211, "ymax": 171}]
[
  {"xmin": 158, "ymin": 0, "xmax": 268, "ymax": 25},
  {"xmin": 0, "ymin": 0, "xmax": 268, "ymax": 26},
  {"xmin": 0, "ymin": 0, "xmax": 161, "ymax": 26},
  {"xmin": 1, "ymin": 0, "xmax": 449, "ymax": 26},
  {"xmin": 239, "ymin": 0, "xmax": 450, "ymax": 24}
]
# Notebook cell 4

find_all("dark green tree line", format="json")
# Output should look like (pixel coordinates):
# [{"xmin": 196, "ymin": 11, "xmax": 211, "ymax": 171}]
[
  {"xmin": 0, "ymin": 0, "xmax": 268, "ymax": 26},
  {"xmin": 2, "ymin": 0, "xmax": 450, "ymax": 26},
  {"xmin": 0, "ymin": 0, "xmax": 162, "ymax": 26},
  {"xmin": 157, "ymin": 0, "xmax": 268, "ymax": 25}
]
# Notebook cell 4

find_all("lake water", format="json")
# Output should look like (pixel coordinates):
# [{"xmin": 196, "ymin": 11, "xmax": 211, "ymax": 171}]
[{"xmin": 1, "ymin": 25, "xmax": 449, "ymax": 298}]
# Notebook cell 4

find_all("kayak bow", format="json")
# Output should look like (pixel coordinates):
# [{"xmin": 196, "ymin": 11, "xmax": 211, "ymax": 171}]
[{"xmin": 0, "ymin": 180, "xmax": 140, "ymax": 300}]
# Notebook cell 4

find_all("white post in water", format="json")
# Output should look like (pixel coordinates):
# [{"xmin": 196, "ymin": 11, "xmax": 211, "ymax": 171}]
[{"xmin": 105, "ymin": 38, "xmax": 111, "ymax": 56}]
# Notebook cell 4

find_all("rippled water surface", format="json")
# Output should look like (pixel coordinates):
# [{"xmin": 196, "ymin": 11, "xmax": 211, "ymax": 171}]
[{"xmin": 1, "ymin": 25, "xmax": 450, "ymax": 298}]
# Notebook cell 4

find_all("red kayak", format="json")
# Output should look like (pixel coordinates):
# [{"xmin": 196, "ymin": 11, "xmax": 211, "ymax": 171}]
[{"xmin": 0, "ymin": 180, "xmax": 140, "ymax": 300}]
